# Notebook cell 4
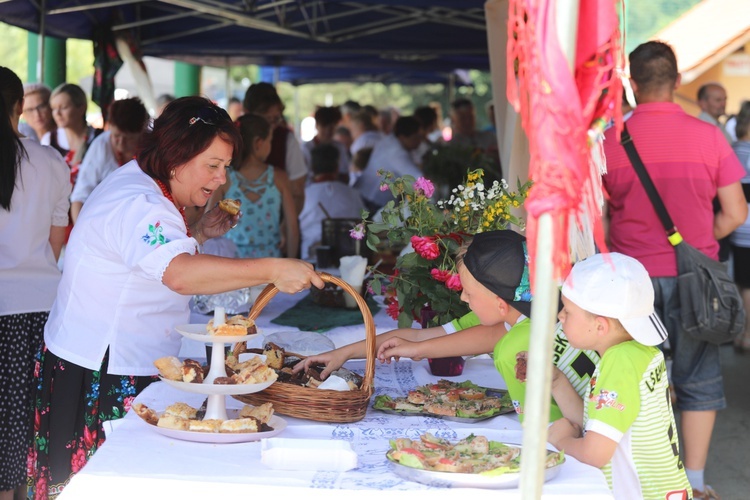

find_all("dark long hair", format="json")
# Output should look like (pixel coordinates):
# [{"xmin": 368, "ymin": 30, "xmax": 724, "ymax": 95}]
[
  {"xmin": 236, "ymin": 113, "xmax": 271, "ymax": 167},
  {"xmin": 0, "ymin": 66, "xmax": 27, "ymax": 211}
]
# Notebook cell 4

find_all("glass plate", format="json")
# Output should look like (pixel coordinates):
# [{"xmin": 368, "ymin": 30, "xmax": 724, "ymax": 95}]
[
  {"xmin": 140, "ymin": 410, "xmax": 287, "ymax": 444},
  {"xmin": 387, "ymin": 442, "xmax": 563, "ymax": 489},
  {"xmin": 373, "ymin": 406, "xmax": 513, "ymax": 423},
  {"xmin": 174, "ymin": 323, "xmax": 259, "ymax": 344},
  {"xmin": 159, "ymin": 376, "xmax": 276, "ymax": 395}
]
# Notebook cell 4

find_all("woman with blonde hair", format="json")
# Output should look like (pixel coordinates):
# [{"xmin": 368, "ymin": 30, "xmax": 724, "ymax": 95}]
[{"xmin": 42, "ymin": 83, "xmax": 100, "ymax": 183}]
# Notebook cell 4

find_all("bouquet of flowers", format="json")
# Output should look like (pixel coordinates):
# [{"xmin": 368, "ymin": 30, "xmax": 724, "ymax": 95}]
[{"xmin": 351, "ymin": 168, "xmax": 531, "ymax": 328}]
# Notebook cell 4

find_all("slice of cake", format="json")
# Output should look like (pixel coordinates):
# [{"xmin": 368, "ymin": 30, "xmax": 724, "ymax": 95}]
[
  {"xmin": 188, "ymin": 419, "xmax": 222, "ymax": 433},
  {"xmin": 262, "ymin": 342, "xmax": 285, "ymax": 370},
  {"xmin": 157, "ymin": 414, "xmax": 190, "ymax": 431},
  {"xmin": 219, "ymin": 417, "xmax": 260, "ymax": 433},
  {"xmin": 164, "ymin": 402, "xmax": 198, "ymax": 420},
  {"xmin": 181, "ymin": 359, "xmax": 204, "ymax": 384},
  {"xmin": 239, "ymin": 403, "xmax": 274, "ymax": 424},
  {"xmin": 207, "ymin": 315, "xmax": 257, "ymax": 336}
]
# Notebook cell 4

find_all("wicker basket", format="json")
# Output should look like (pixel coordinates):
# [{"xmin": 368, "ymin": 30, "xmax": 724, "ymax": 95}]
[{"xmin": 232, "ymin": 272, "xmax": 375, "ymax": 423}]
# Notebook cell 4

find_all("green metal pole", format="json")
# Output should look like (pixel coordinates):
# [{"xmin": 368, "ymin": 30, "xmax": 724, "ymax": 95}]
[
  {"xmin": 27, "ymin": 32, "xmax": 66, "ymax": 87},
  {"xmin": 174, "ymin": 62, "xmax": 201, "ymax": 97}
]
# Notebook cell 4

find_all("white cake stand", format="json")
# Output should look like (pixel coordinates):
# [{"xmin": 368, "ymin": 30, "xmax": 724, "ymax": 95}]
[{"xmin": 173, "ymin": 324, "xmax": 267, "ymax": 421}]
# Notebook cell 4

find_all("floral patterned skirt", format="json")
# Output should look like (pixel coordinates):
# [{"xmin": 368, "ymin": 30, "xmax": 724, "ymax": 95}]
[{"xmin": 27, "ymin": 345, "xmax": 156, "ymax": 499}]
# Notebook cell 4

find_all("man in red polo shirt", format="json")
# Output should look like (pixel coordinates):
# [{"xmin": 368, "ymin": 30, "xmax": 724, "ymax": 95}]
[{"xmin": 602, "ymin": 41, "xmax": 747, "ymax": 500}]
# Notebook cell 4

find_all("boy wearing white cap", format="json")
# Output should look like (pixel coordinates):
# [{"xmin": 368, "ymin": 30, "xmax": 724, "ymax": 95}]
[{"xmin": 550, "ymin": 252, "xmax": 691, "ymax": 500}]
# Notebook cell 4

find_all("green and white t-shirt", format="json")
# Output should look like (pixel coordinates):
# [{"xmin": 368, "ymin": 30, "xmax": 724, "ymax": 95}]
[
  {"xmin": 445, "ymin": 312, "xmax": 599, "ymax": 422},
  {"xmin": 490, "ymin": 318, "xmax": 599, "ymax": 423},
  {"xmin": 584, "ymin": 341, "xmax": 691, "ymax": 500}
]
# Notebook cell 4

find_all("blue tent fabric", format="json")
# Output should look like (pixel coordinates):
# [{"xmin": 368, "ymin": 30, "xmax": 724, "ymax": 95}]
[
  {"xmin": 258, "ymin": 65, "xmax": 475, "ymax": 86},
  {"xmin": 0, "ymin": 0, "xmax": 490, "ymax": 73}
]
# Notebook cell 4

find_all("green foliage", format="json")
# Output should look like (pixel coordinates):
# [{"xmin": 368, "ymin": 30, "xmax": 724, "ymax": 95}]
[{"xmin": 625, "ymin": 0, "xmax": 702, "ymax": 53}]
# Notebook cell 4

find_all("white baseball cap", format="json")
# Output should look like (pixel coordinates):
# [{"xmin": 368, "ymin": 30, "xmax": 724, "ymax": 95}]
[{"xmin": 562, "ymin": 253, "xmax": 668, "ymax": 346}]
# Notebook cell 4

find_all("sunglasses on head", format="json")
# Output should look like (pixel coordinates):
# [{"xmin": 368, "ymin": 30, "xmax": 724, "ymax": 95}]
[{"xmin": 189, "ymin": 105, "xmax": 231, "ymax": 127}]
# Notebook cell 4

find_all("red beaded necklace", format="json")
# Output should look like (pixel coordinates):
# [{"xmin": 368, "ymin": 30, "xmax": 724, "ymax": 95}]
[{"xmin": 155, "ymin": 178, "xmax": 191, "ymax": 237}]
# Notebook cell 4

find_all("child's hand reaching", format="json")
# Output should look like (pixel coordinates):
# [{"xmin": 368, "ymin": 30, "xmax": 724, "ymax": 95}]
[
  {"xmin": 377, "ymin": 337, "xmax": 424, "ymax": 363},
  {"xmin": 547, "ymin": 417, "xmax": 582, "ymax": 449},
  {"xmin": 292, "ymin": 349, "xmax": 346, "ymax": 380}
]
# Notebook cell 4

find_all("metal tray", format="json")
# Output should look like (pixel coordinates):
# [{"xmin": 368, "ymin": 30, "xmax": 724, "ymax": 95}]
[{"xmin": 387, "ymin": 444, "xmax": 563, "ymax": 489}]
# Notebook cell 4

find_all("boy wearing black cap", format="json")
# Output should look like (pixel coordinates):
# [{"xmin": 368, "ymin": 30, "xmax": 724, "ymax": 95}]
[
  {"xmin": 378, "ymin": 230, "xmax": 599, "ymax": 423},
  {"xmin": 550, "ymin": 253, "xmax": 690, "ymax": 499}
]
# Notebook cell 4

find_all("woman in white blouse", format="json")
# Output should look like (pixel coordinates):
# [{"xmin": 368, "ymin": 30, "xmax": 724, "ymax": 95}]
[
  {"xmin": 0, "ymin": 67, "xmax": 71, "ymax": 500},
  {"xmin": 28, "ymin": 96, "xmax": 324, "ymax": 499}
]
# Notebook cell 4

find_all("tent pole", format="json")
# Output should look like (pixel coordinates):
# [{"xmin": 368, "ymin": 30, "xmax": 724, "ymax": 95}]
[
  {"xmin": 519, "ymin": 1, "xmax": 579, "ymax": 498},
  {"xmin": 520, "ymin": 213, "xmax": 559, "ymax": 498},
  {"xmin": 38, "ymin": 0, "xmax": 47, "ymax": 82},
  {"xmin": 293, "ymin": 86, "xmax": 300, "ymax": 139},
  {"xmin": 225, "ymin": 58, "xmax": 231, "ymax": 104}
]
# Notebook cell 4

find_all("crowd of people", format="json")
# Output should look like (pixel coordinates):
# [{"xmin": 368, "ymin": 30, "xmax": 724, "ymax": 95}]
[{"xmin": 1, "ymin": 37, "xmax": 750, "ymax": 500}]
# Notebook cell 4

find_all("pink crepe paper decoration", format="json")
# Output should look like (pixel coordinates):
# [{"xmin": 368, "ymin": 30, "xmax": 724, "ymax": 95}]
[{"xmin": 506, "ymin": 0, "xmax": 624, "ymax": 285}]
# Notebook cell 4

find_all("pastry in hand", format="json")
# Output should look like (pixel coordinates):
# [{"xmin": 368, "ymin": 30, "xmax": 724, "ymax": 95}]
[
  {"xmin": 219, "ymin": 198, "xmax": 241, "ymax": 216},
  {"xmin": 153, "ymin": 356, "xmax": 183, "ymax": 381}
]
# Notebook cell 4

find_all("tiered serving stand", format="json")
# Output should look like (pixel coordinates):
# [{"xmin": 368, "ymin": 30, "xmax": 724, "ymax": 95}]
[{"xmin": 145, "ymin": 311, "xmax": 286, "ymax": 443}]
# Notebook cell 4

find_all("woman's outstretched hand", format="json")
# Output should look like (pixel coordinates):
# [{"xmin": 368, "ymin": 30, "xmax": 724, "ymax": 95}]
[{"xmin": 271, "ymin": 260, "xmax": 325, "ymax": 294}]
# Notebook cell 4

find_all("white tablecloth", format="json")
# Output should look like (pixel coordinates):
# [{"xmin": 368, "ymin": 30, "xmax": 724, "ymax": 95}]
[{"xmin": 60, "ymin": 356, "xmax": 612, "ymax": 500}]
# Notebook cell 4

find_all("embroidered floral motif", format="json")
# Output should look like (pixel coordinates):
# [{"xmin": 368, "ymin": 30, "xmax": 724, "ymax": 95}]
[{"xmin": 141, "ymin": 221, "xmax": 170, "ymax": 246}]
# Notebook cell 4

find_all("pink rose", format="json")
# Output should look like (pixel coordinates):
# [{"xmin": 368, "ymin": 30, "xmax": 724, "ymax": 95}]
[
  {"xmin": 386, "ymin": 298, "xmax": 401, "ymax": 320},
  {"xmin": 349, "ymin": 223, "xmax": 366, "ymax": 240},
  {"xmin": 413, "ymin": 177, "xmax": 435, "ymax": 198},
  {"xmin": 445, "ymin": 273, "xmax": 463, "ymax": 291},
  {"xmin": 430, "ymin": 268, "xmax": 451, "ymax": 282},
  {"xmin": 411, "ymin": 235, "xmax": 440, "ymax": 260},
  {"xmin": 379, "ymin": 183, "xmax": 389, "ymax": 192}
]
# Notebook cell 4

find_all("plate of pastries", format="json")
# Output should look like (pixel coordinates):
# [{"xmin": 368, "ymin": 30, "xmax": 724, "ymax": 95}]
[{"xmin": 132, "ymin": 401, "xmax": 286, "ymax": 443}]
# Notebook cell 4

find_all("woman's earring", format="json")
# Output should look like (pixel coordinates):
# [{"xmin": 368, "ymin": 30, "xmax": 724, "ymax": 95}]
[{"xmin": 170, "ymin": 169, "xmax": 176, "ymax": 178}]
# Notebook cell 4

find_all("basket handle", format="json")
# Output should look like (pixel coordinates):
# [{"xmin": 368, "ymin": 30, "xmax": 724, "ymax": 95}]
[{"xmin": 232, "ymin": 272, "xmax": 376, "ymax": 393}]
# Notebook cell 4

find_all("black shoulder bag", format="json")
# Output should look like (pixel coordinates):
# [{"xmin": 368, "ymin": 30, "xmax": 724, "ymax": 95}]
[{"xmin": 620, "ymin": 124, "xmax": 744, "ymax": 344}]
